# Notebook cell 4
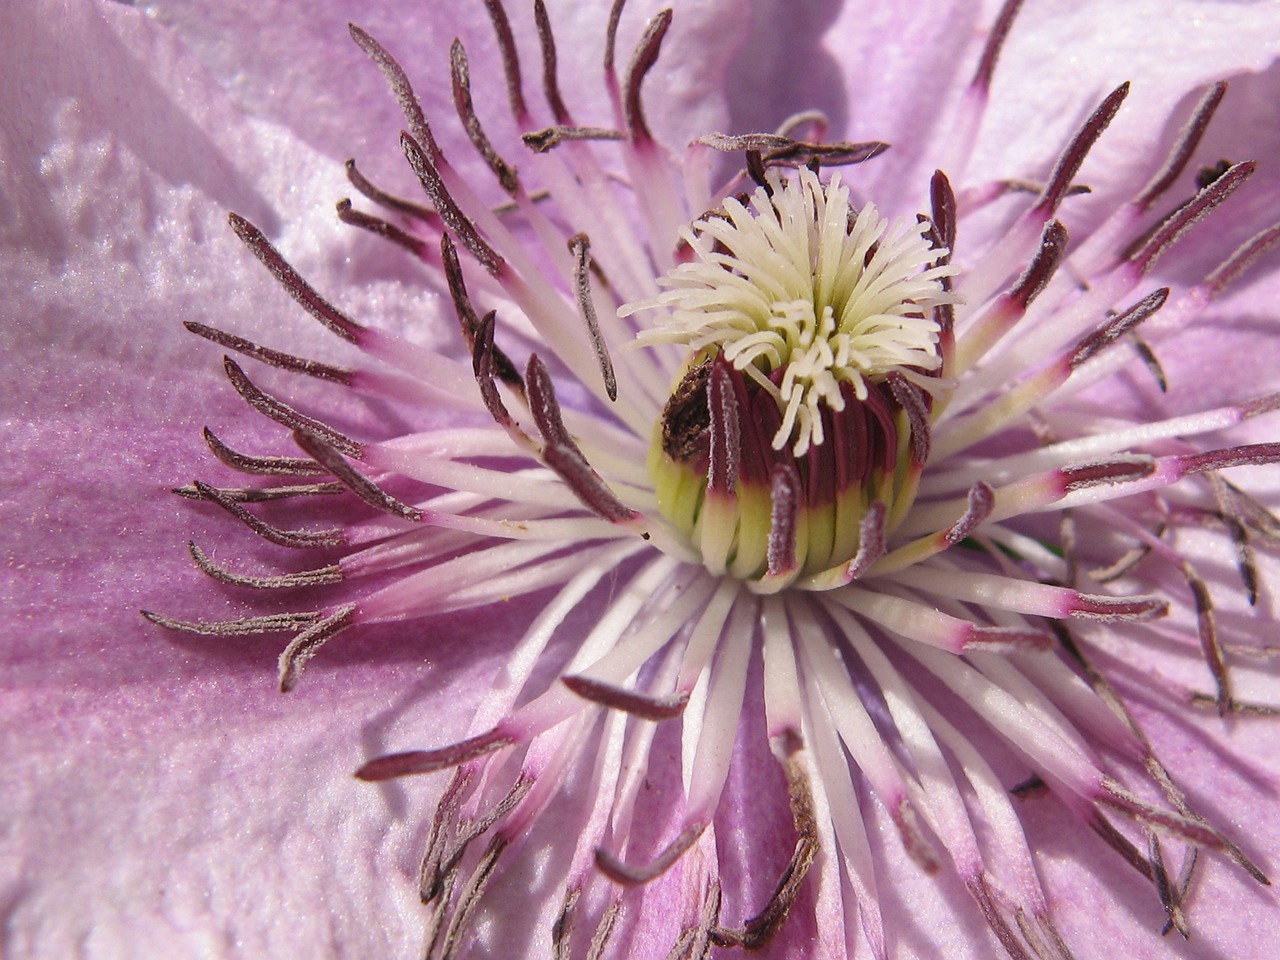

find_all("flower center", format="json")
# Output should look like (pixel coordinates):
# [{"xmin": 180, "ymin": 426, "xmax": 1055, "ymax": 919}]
[{"xmin": 625, "ymin": 168, "xmax": 957, "ymax": 589}]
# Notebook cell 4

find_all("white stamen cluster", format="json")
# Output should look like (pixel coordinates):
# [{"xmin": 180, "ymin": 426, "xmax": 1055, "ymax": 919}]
[{"xmin": 626, "ymin": 167, "xmax": 957, "ymax": 455}]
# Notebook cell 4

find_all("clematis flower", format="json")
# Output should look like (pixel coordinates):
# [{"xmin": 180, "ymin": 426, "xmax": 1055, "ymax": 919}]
[{"xmin": 6, "ymin": 1, "xmax": 1280, "ymax": 958}]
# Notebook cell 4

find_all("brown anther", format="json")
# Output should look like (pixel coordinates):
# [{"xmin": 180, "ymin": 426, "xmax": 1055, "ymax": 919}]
[
  {"xmin": 562, "ymin": 675, "xmax": 689, "ymax": 720},
  {"xmin": 622, "ymin": 8, "xmax": 672, "ymax": 143},
  {"xmin": 401, "ymin": 132, "xmax": 504, "ymax": 275},
  {"xmin": 945, "ymin": 482, "xmax": 995, "ymax": 545},
  {"xmin": 349, "ymin": 24, "xmax": 439, "ymax": 159},
  {"xmin": 534, "ymin": 0, "xmax": 571, "ymax": 123},
  {"xmin": 191, "ymin": 479, "xmax": 346, "ymax": 549},
  {"xmin": 887, "ymin": 373, "xmax": 932, "ymax": 465},
  {"xmin": 1035, "ymin": 83, "xmax": 1129, "ymax": 217},
  {"xmin": 172, "ymin": 481, "xmax": 345, "ymax": 503},
  {"xmin": 222, "ymin": 357, "xmax": 363, "ymax": 458},
  {"xmin": 228, "ymin": 212, "xmax": 364, "ymax": 343},
  {"xmin": 712, "ymin": 750, "xmax": 817, "ymax": 950},
  {"xmin": 1136, "ymin": 82, "xmax": 1228, "ymax": 212},
  {"xmin": 1009, "ymin": 220, "xmax": 1068, "ymax": 309},
  {"xmin": 967, "ymin": 875, "xmax": 1033, "ymax": 960},
  {"xmin": 185, "ymin": 321, "xmax": 354, "ymax": 385},
  {"xmin": 1070, "ymin": 287, "xmax": 1169, "ymax": 368},
  {"xmin": 141, "ymin": 609, "xmax": 322, "ymax": 636},
  {"xmin": 345, "ymin": 158, "xmax": 439, "ymax": 224},
  {"xmin": 202, "ymin": 427, "xmax": 328, "ymax": 477},
  {"xmin": 479, "ymin": 0, "xmax": 526, "ymax": 119},
  {"xmin": 277, "ymin": 603, "xmax": 358, "ymax": 692},
  {"xmin": 187, "ymin": 541, "xmax": 343, "ymax": 590},
  {"xmin": 522, "ymin": 126, "xmax": 627, "ymax": 153},
  {"xmin": 356, "ymin": 728, "xmax": 515, "ymax": 781},
  {"xmin": 441, "ymin": 236, "xmax": 525, "ymax": 396},
  {"xmin": 971, "ymin": 0, "xmax": 1026, "ymax": 92},
  {"xmin": 292, "ymin": 429, "xmax": 424, "ymax": 523},
  {"xmin": 527, "ymin": 354, "xmax": 639, "ymax": 524},
  {"xmin": 569, "ymin": 234, "xmax": 618, "ymax": 401},
  {"xmin": 595, "ymin": 822, "xmax": 705, "ymax": 886},
  {"xmin": 336, "ymin": 198, "xmax": 430, "ymax": 258},
  {"xmin": 1128, "ymin": 161, "xmax": 1255, "ymax": 273},
  {"xmin": 450, "ymin": 39, "xmax": 520, "ymax": 195}
]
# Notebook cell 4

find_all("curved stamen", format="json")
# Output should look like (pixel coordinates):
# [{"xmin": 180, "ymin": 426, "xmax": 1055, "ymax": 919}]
[
  {"xmin": 228, "ymin": 212, "xmax": 364, "ymax": 343},
  {"xmin": 187, "ymin": 541, "xmax": 344, "ymax": 590}
]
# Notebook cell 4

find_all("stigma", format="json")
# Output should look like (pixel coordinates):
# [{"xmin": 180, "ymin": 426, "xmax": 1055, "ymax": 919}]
[{"xmin": 627, "ymin": 168, "xmax": 957, "ymax": 589}]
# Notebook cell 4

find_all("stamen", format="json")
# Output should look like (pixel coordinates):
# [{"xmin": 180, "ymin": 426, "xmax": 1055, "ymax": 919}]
[
  {"xmin": 1128, "ymin": 161, "xmax": 1254, "ymax": 273},
  {"xmin": 356, "ymin": 729, "xmax": 516, "ymax": 781},
  {"xmin": 187, "ymin": 541, "xmax": 343, "ymax": 590},
  {"xmin": 1010, "ymin": 220, "xmax": 1069, "ymax": 308},
  {"xmin": 522, "ymin": 126, "xmax": 627, "ymax": 153},
  {"xmin": 277, "ymin": 603, "xmax": 358, "ymax": 692},
  {"xmin": 970, "ymin": 0, "xmax": 1025, "ymax": 92},
  {"xmin": 569, "ymin": 234, "xmax": 619, "ymax": 401},
  {"xmin": 441, "ymin": 236, "xmax": 525, "ymax": 396},
  {"xmin": 202, "ymin": 426, "xmax": 328, "ymax": 477},
  {"xmin": 336, "ymin": 199, "xmax": 430, "ymax": 258},
  {"xmin": 171, "ymin": 481, "xmax": 344, "ymax": 503},
  {"xmin": 222, "ymin": 357, "xmax": 363, "ymax": 458},
  {"xmin": 526, "ymin": 354, "xmax": 640, "ymax": 525},
  {"xmin": 348, "ymin": 24, "xmax": 438, "ymax": 158},
  {"xmin": 603, "ymin": 0, "xmax": 628, "ymax": 81},
  {"xmin": 1070, "ymin": 287, "xmax": 1169, "ymax": 368},
  {"xmin": 621, "ymin": 8, "xmax": 672, "ymax": 143},
  {"xmin": 291, "ymin": 429, "xmax": 424, "ymax": 522},
  {"xmin": 1203, "ymin": 221, "xmax": 1280, "ymax": 296},
  {"xmin": 712, "ymin": 752, "xmax": 817, "ymax": 949},
  {"xmin": 422, "ymin": 775, "xmax": 533, "ymax": 902},
  {"xmin": 345, "ymin": 157, "xmax": 439, "ymax": 224},
  {"xmin": 140, "ymin": 609, "xmax": 321, "ymax": 635},
  {"xmin": 595, "ymin": 821, "xmax": 705, "ymax": 885},
  {"xmin": 1148, "ymin": 832, "xmax": 1189, "ymax": 939},
  {"xmin": 945, "ymin": 481, "xmax": 995, "ymax": 544},
  {"xmin": 228, "ymin": 213, "xmax": 364, "ymax": 343},
  {"xmin": 479, "ymin": 0, "xmax": 527, "ymax": 120},
  {"xmin": 887, "ymin": 373, "xmax": 931, "ymax": 465},
  {"xmin": 1134, "ymin": 81, "xmax": 1228, "ymax": 211},
  {"xmin": 694, "ymin": 131, "xmax": 889, "ymax": 169},
  {"xmin": 1034, "ymin": 83, "xmax": 1129, "ymax": 217},
  {"xmin": 968, "ymin": 876, "xmax": 1033, "ymax": 960},
  {"xmin": 450, "ymin": 39, "xmax": 519, "ymax": 194},
  {"xmin": 561, "ymin": 674, "xmax": 689, "ymax": 720},
  {"xmin": 533, "ymin": 0, "xmax": 570, "ymax": 123},
  {"xmin": 184, "ymin": 321, "xmax": 354, "ymax": 384},
  {"xmin": 401, "ymin": 132, "xmax": 503, "ymax": 274},
  {"xmin": 191, "ymin": 479, "xmax": 346, "ymax": 549},
  {"xmin": 764, "ymin": 462, "xmax": 801, "ymax": 581}
]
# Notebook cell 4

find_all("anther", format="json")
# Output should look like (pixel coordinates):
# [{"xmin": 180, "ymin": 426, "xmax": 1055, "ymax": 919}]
[
  {"xmin": 222, "ymin": 357, "xmax": 363, "ymax": 458},
  {"xmin": 345, "ymin": 158, "xmax": 439, "ymax": 224},
  {"xmin": 450, "ymin": 39, "xmax": 520, "ymax": 194},
  {"xmin": 401, "ymin": 132, "xmax": 503, "ymax": 275},
  {"xmin": 228, "ymin": 213, "xmax": 364, "ymax": 343},
  {"xmin": 191, "ymin": 479, "xmax": 346, "ymax": 549},
  {"xmin": 278, "ymin": 603, "xmax": 358, "ymax": 692},
  {"xmin": 336, "ymin": 199, "xmax": 430, "ymax": 259},
  {"xmin": 141, "ymin": 609, "xmax": 321, "ymax": 636},
  {"xmin": 291, "ymin": 429, "xmax": 424, "ymax": 523},
  {"xmin": 621, "ymin": 8, "xmax": 672, "ymax": 143},
  {"xmin": 187, "ymin": 541, "xmax": 344, "ymax": 590},
  {"xmin": 202, "ymin": 426, "xmax": 328, "ymax": 477},
  {"xmin": 533, "ymin": 0, "xmax": 571, "ymax": 123},
  {"xmin": 185, "ymin": 321, "xmax": 354, "ymax": 385},
  {"xmin": 569, "ymin": 234, "xmax": 618, "ymax": 401},
  {"xmin": 1034, "ymin": 83, "xmax": 1129, "ymax": 217}
]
